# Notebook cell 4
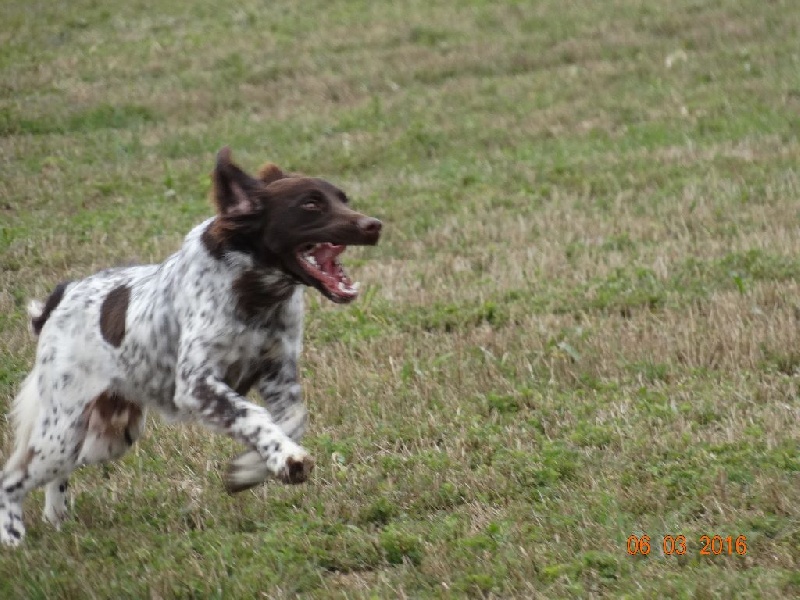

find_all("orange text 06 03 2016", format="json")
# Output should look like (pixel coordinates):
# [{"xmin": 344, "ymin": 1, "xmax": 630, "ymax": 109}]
[{"xmin": 626, "ymin": 534, "xmax": 747, "ymax": 556}]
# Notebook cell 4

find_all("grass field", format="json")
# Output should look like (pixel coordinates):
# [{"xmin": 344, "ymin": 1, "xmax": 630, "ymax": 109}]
[{"xmin": 1, "ymin": 0, "xmax": 799, "ymax": 597}]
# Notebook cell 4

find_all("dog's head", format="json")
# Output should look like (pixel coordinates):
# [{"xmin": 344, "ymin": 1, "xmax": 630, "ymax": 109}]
[{"xmin": 204, "ymin": 147, "xmax": 382, "ymax": 304}]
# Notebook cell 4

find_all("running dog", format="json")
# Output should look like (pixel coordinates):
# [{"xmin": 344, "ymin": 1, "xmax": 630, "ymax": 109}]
[{"xmin": 0, "ymin": 147, "xmax": 382, "ymax": 546}]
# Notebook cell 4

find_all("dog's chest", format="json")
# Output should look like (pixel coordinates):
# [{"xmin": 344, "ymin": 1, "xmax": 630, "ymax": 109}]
[
  {"xmin": 217, "ymin": 330, "xmax": 279, "ymax": 388},
  {"xmin": 203, "ymin": 288, "xmax": 304, "ymax": 392},
  {"xmin": 117, "ymin": 244, "xmax": 305, "ymax": 406}
]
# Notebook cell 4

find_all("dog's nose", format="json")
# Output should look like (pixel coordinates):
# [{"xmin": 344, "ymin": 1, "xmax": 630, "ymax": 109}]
[{"xmin": 357, "ymin": 217, "xmax": 382, "ymax": 235}]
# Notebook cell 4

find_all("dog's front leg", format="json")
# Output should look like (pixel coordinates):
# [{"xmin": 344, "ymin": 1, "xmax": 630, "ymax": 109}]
[
  {"xmin": 256, "ymin": 357, "xmax": 307, "ymax": 443},
  {"xmin": 217, "ymin": 329, "xmax": 308, "ymax": 492},
  {"xmin": 174, "ymin": 368, "xmax": 314, "ymax": 489},
  {"xmin": 219, "ymin": 359, "xmax": 309, "ymax": 493}
]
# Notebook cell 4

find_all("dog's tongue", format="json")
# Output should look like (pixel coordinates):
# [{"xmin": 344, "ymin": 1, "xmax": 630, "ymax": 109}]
[{"xmin": 311, "ymin": 243, "xmax": 345, "ymax": 274}]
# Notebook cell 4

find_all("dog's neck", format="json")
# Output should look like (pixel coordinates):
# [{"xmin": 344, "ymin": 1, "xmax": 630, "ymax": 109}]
[{"xmin": 190, "ymin": 218, "xmax": 299, "ymax": 322}]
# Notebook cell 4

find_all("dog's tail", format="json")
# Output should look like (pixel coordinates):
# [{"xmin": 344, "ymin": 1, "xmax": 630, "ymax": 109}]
[
  {"xmin": 6, "ymin": 370, "xmax": 40, "ymax": 470},
  {"xmin": 6, "ymin": 287, "xmax": 71, "ymax": 468},
  {"xmin": 27, "ymin": 299, "xmax": 45, "ymax": 336},
  {"xmin": 5, "ymin": 300, "xmax": 50, "ymax": 469}
]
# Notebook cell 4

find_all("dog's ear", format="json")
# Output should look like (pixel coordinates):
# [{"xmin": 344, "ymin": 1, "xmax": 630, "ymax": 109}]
[
  {"xmin": 257, "ymin": 162, "xmax": 287, "ymax": 186},
  {"xmin": 212, "ymin": 147, "xmax": 262, "ymax": 216}
]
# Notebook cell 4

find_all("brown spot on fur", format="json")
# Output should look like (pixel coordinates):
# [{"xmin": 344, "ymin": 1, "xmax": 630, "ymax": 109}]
[
  {"xmin": 31, "ymin": 281, "xmax": 71, "ymax": 335},
  {"xmin": 233, "ymin": 270, "xmax": 294, "ymax": 320},
  {"xmin": 86, "ymin": 391, "xmax": 143, "ymax": 438},
  {"xmin": 100, "ymin": 285, "xmax": 130, "ymax": 347}
]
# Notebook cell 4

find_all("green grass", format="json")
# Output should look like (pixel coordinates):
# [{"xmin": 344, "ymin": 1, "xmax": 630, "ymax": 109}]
[{"xmin": 1, "ymin": 0, "xmax": 799, "ymax": 597}]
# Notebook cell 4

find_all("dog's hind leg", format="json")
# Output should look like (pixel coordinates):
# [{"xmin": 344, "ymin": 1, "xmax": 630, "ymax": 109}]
[
  {"xmin": 0, "ymin": 370, "xmax": 46, "ymax": 546},
  {"xmin": 78, "ymin": 392, "xmax": 145, "ymax": 467},
  {"xmin": 1, "ymin": 445, "xmax": 84, "ymax": 546},
  {"xmin": 0, "ymin": 482, "xmax": 27, "ymax": 547},
  {"xmin": 0, "ymin": 372, "xmax": 137, "ymax": 544},
  {"xmin": 42, "ymin": 478, "xmax": 70, "ymax": 529},
  {"xmin": 41, "ymin": 392, "xmax": 146, "ymax": 529},
  {"xmin": 0, "ymin": 412, "xmax": 87, "ymax": 546}
]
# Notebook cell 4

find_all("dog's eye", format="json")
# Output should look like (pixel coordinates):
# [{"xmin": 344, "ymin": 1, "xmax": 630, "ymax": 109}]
[{"xmin": 302, "ymin": 199, "xmax": 322, "ymax": 211}]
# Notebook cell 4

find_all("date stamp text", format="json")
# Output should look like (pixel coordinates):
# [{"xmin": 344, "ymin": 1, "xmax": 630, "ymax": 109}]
[{"xmin": 626, "ymin": 535, "xmax": 747, "ymax": 556}]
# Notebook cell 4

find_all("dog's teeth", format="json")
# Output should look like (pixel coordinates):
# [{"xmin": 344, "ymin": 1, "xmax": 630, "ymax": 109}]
[
  {"xmin": 337, "ymin": 281, "xmax": 359, "ymax": 295},
  {"xmin": 305, "ymin": 256, "xmax": 318, "ymax": 267}
]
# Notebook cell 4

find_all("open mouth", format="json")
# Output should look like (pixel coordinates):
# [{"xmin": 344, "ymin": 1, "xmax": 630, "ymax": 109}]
[{"xmin": 296, "ymin": 243, "xmax": 360, "ymax": 302}]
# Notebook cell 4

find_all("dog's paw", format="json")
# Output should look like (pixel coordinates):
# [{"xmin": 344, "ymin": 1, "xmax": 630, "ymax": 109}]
[
  {"xmin": 0, "ymin": 507, "xmax": 25, "ymax": 547},
  {"xmin": 224, "ymin": 450, "xmax": 270, "ymax": 494},
  {"xmin": 279, "ymin": 454, "xmax": 314, "ymax": 485},
  {"xmin": 224, "ymin": 449, "xmax": 314, "ymax": 492},
  {"xmin": 42, "ymin": 504, "xmax": 68, "ymax": 529}
]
